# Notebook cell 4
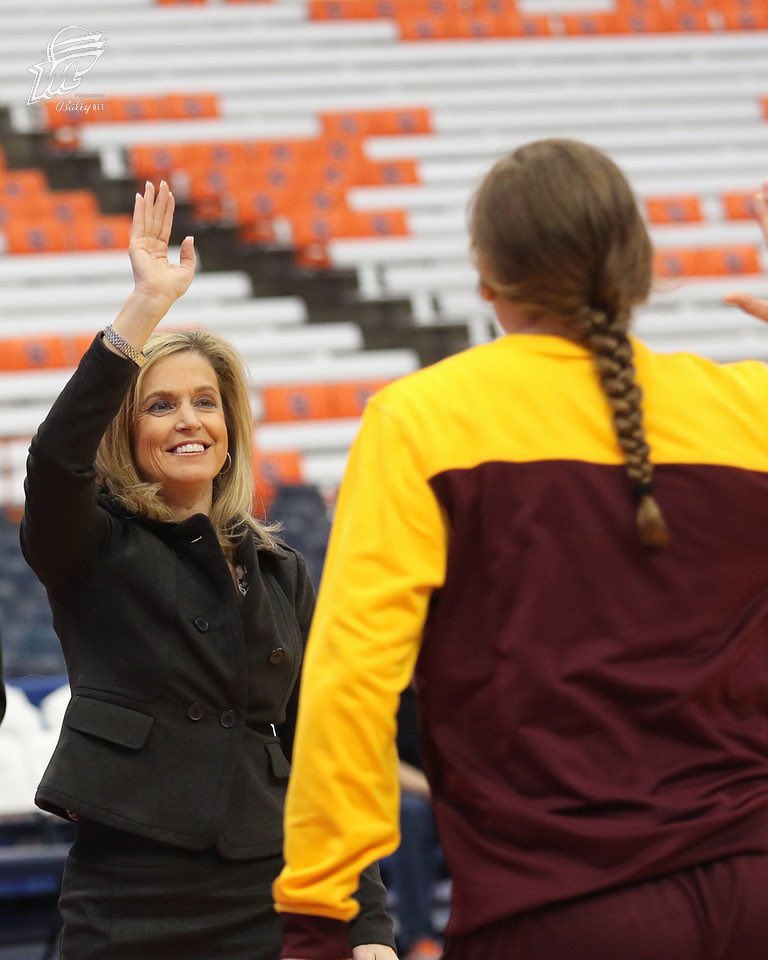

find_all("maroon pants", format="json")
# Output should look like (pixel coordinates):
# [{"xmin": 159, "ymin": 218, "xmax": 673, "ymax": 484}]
[{"xmin": 442, "ymin": 855, "xmax": 768, "ymax": 960}]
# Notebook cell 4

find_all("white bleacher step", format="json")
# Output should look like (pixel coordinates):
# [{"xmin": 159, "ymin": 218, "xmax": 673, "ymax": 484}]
[
  {"xmin": 433, "ymin": 291, "xmax": 768, "ymax": 333},
  {"xmin": 407, "ymin": 212, "xmax": 766, "ymax": 245},
  {"xmin": 417, "ymin": 148, "xmax": 768, "ymax": 189},
  {"xmin": 333, "ymin": 229, "xmax": 767, "ymax": 274},
  {"xmin": 257, "ymin": 419, "xmax": 360, "ymax": 454},
  {"xmin": 374, "ymin": 267, "xmax": 768, "ymax": 316},
  {"xmin": 0, "ymin": 299, "xmax": 307, "ymax": 338},
  {"xmin": 634, "ymin": 309, "xmax": 764, "ymax": 338},
  {"xmin": 12, "ymin": 40, "xmax": 763, "ymax": 106},
  {"xmin": 3, "ymin": 30, "xmax": 765, "ymax": 110},
  {"xmin": 0, "ymin": 249, "xmax": 143, "ymax": 285},
  {"xmin": 644, "ymin": 330, "xmax": 768, "ymax": 363},
  {"xmin": 347, "ymin": 172, "xmax": 764, "ymax": 216},
  {"xmin": 0, "ymin": 350, "xmax": 417, "ymax": 423},
  {"xmin": 225, "ymin": 323, "xmax": 363, "ymax": 358},
  {"xmin": 0, "ymin": 272, "xmax": 252, "ymax": 316},
  {"xmin": 74, "ymin": 117, "xmax": 319, "ymax": 151},
  {"xmin": 0, "ymin": 0, "xmax": 301, "ymax": 35},
  {"xmin": 3, "ymin": 19, "xmax": 395, "ymax": 73},
  {"xmin": 219, "ymin": 86, "xmax": 766, "ymax": 125},
  {"xmin": 67, "ymin": 95, "xmax": 758, "ymax": 156},
  {"xmin": 648, "ymin": 276, "xmax": 768, "ymax": 306},
  {"xmin": 368, "ymin": 119, "xmax": 766, "ymax": 165}
]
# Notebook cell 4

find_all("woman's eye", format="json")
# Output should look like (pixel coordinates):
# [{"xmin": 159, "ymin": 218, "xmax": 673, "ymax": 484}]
[
  {"xmin": 148, "ymin": 400, "xmax": 173, "ymax": 413},
  {"xmin": 196, "ymin": 397, "xmax": 217, "ymax": 408}
]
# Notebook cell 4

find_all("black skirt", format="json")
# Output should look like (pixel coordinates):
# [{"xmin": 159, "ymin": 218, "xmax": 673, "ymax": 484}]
[{"xmin": 59, "ymin": 821, "xmax": 283, "ymax": 960}]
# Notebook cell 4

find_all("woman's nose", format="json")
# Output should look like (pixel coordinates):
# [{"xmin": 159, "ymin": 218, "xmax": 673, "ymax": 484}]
[{"xmin": 175, "ymin": 401, "xmax": 202, "ymax": 429}]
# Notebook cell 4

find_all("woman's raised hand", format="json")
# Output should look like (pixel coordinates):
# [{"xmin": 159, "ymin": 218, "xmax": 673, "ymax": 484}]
[
  {"xmin": 724, "ymin": 181, "xmax": 768, "ymax": 323},
  {"xmin": 129, "ymin": 180, "xmax": 196, "ymax": 309}
]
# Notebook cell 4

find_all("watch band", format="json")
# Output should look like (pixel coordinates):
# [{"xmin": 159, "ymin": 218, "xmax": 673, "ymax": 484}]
[{"xmin": 102, "ymin": 324, "xmax": 147, "ymax": 367}]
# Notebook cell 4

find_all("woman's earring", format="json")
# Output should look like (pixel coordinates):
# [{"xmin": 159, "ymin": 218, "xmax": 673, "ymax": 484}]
[{"xmin": 219, "ymin": 452, "xmax": 232, "ymax": 475}]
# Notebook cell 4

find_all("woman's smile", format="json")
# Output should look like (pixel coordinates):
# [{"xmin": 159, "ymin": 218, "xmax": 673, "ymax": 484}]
[{"xmin": 134, "ymin": 351, "xmax": 229, "ymax": 515}]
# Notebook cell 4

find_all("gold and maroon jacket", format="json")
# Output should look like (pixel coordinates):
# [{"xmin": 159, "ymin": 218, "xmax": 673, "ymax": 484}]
[{"xmin": 276, "ymin": 333, "xmax": 768, "ymax": 959}]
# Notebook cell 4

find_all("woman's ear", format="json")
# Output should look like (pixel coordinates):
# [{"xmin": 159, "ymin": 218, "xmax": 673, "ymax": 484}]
[{"xmin": 478, "ymin": 279, "xmax": 497, "ymax": 302}]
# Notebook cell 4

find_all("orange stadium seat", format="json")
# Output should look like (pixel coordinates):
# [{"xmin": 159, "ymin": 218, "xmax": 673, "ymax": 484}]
[
  {"xmin": 3, "ymin": 221, "xmax": 69, "ymax": 254},
  {"xmin": 160, "ymin": 94, "xmax": 220, "ymax": 120},
  {"xmin": 760, "ymin": 96, "xmax": 768, "ymax": 121},
  {"xmin": 721, "ymin": 192, "xmax": 757, "ymax": 221},
  {"xmin": 655, "ymin": 245, "xmax": 761, "ymax": 277},
  {"xmin": 100, "ymin": 95, "xmax": 165, "ymax": 123},
  {"xmin": 70, "ymin": 215, "xmax": 133, "ymax": 252},
  {"xmin": 309, "ymin": 0, "xmax": 394, "ymax": 17},
  {"xmin": 261, "ymin": 385, "xmax": 333, "ymax": 422},
  {"xmin": 48, "ymin": 190, "xmax": 101, "ymax": 224},
  {"xmin": 645, "ymin": 195, "xmax": 704, "ymax": 224},
  {"xmin": 720, "ymin": 0, "xmax": 768, "ymax": 29},
  {"xmin": 0, "ymin": 190, "xmax": 99, "ymax": 227},
  {"xmin": 562, "ymin": 13, "xmax": 624, "ymax": 35},
  {"xmin": 254, "ymin": 451, "xmax": 304, "ymax": 485},
  {"xmin": 44, "ymin": 94, "xmax": 219, "ymax": 129},
  {"xmin": 288, "ymin": 208, "xmax": 408, "ymax": 246},
  {"xmin": 129, "ymin": 144, "xmax": 197, "ymax": 180},
  {"xmin": 75, "ymin": 333, "xmax": 98, "ymax": 357},
  {"xmin": 698, "ymin": 246, "xmax": 762, "ymax": 275},
  {"xmin": 670, "ymin": 9, "xmax": 711, "ymax": 30},
  {"xmin": 441, "ymin": 13, "xmax": 514, "ymax": 37},
  {"xmin": 0, "ymin": 336, "xmax": 78, "ymax": 371},
  {"xmin": 253, "ymin": 451, "xmax": 304, "ymax": 509},
  {"xmin": 397, "ymin": 15, "xmax": 453, "ymax": 39},
  {"xmin": 327, "ymin": 379, "xmax": 391, "ymax": 417},
  {"xmin": 320, "ymin": 108, "xmax": 433, "ymax": 138},
  {"xmin": 358, "ymin": 159, "xmax": 421, "ymax": 186},
  {"xmin": 722, "ymin": 8, "xmax": 768, "ymax": 28},
  {"xmin": 0, "ymin": 170, "xmax": 48, "ymax": 202},
  {"xmin": 232, "ymin": 182, "xmax": 346, "ymax": 221}
]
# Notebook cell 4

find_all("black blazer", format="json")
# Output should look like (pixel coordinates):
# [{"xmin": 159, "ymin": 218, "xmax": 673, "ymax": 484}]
[
  {"xmin": 21, "ymin": 337, "xmax": 393, "ymax": 946},
  {"xmin": 0, "ymin": 639, "xmax": 5, "ymax": 726}
]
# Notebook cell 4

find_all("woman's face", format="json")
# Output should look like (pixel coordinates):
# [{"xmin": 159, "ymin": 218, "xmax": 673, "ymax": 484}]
[{"xmin": 134, "ymin": 351, "xmax": 229, "ymax": 515}]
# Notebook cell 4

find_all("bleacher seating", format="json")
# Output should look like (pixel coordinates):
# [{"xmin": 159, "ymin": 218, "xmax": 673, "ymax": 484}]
[{"xmin": 0, "ymin": 1, "xmax": 767, "ymax": 947}]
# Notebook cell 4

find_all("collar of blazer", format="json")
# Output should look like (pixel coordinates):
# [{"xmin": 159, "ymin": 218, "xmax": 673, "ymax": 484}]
[{"xmin": 96, "ymin": 487, "xmax": 294, "ymax": 564}]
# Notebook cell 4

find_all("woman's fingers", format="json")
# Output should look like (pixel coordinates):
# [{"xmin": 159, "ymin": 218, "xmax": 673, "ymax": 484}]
[
  {"xmin": 132, "ymin": 180, "xmax": 174, "ymax": 246},
  {"xmin": 151, "ymin": 180, "xmax": 171, "ymax": 238},
  {"xmin": 130, "ymin": 191, "xmax": 144, "ymax": 240},
  {"xmin": 723, "ymin": 292, "xmax": 768, "ymax": 324},
  {"xmin": 159, "ymin": 188, "xmax": 175, "ymax": 246},
  {"xmin": 142, "ymin": 180, "xmax": 155, "ymax": 236}
]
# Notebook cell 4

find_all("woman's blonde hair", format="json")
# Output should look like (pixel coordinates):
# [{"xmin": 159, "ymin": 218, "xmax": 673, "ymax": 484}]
[
  {"xmin": 469, "ymin": 137, "xmax": 669, "ymax": 548},
  {"xmin": 97, "ymin": 329, "xmax": 279, "ymax": 552}
]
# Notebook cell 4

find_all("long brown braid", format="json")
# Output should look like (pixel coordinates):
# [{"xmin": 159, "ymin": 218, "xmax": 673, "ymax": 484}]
[
  {"xmin": 575, "ymin": 305, "xmax": 669, "ymax": 548},
  {"xmin": 469, "ymin": 137, "xmax": 670, "ymax": 549}
]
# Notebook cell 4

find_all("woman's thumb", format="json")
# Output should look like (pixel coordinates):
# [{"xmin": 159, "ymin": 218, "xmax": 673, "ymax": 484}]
[{"xmin": 180, "ymin": 235, "xmax": 196, "ymax": 270}]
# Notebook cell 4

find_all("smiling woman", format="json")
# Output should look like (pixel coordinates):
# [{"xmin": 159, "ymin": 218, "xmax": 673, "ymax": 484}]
[
  {"xmin": 97, "ymin": 327, "xmax": 270, "ymax": 555},
  {"xmin": 19, "ymin": 182, "xmax": 396, "ymax": 960}
]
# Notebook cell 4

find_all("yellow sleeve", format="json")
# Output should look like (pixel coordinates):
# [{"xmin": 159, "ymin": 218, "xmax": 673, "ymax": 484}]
[{"xmin": 273, "ymin": 396, "xmax": 447, "ymax": 921}]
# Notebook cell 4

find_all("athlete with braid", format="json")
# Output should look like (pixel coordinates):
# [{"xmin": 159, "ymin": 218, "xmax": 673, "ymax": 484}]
[{"xmin": 275, "ymin": 142, "xmax": 768, "ymax": 960}]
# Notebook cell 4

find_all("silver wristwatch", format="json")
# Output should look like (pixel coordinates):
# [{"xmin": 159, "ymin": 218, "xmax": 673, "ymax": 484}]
[{"xmin": 102, "ymin": 324, "xmax": 147, "ymax": 367}]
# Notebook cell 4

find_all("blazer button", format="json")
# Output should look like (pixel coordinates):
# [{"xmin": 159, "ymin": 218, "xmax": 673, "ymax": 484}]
[
  {"xmin": 187, "ymin": 702, "xmax": 205, "ymax": 721},
  {"xmin": 269, "ymin": 647, "xmax": 286, "ymax": 664},
  {"xmin": 193, "ymin": 616, "xmax": 209, "ymax": 632},
  {"xmin": 220, "ymin": 710, "xmax": 236, "ymax": 728}
]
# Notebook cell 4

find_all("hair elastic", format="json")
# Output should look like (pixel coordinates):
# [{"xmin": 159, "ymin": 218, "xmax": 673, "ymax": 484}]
[{"xmin": 632, "ymin": 480, "xmax": 653, "ymax": 500}]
